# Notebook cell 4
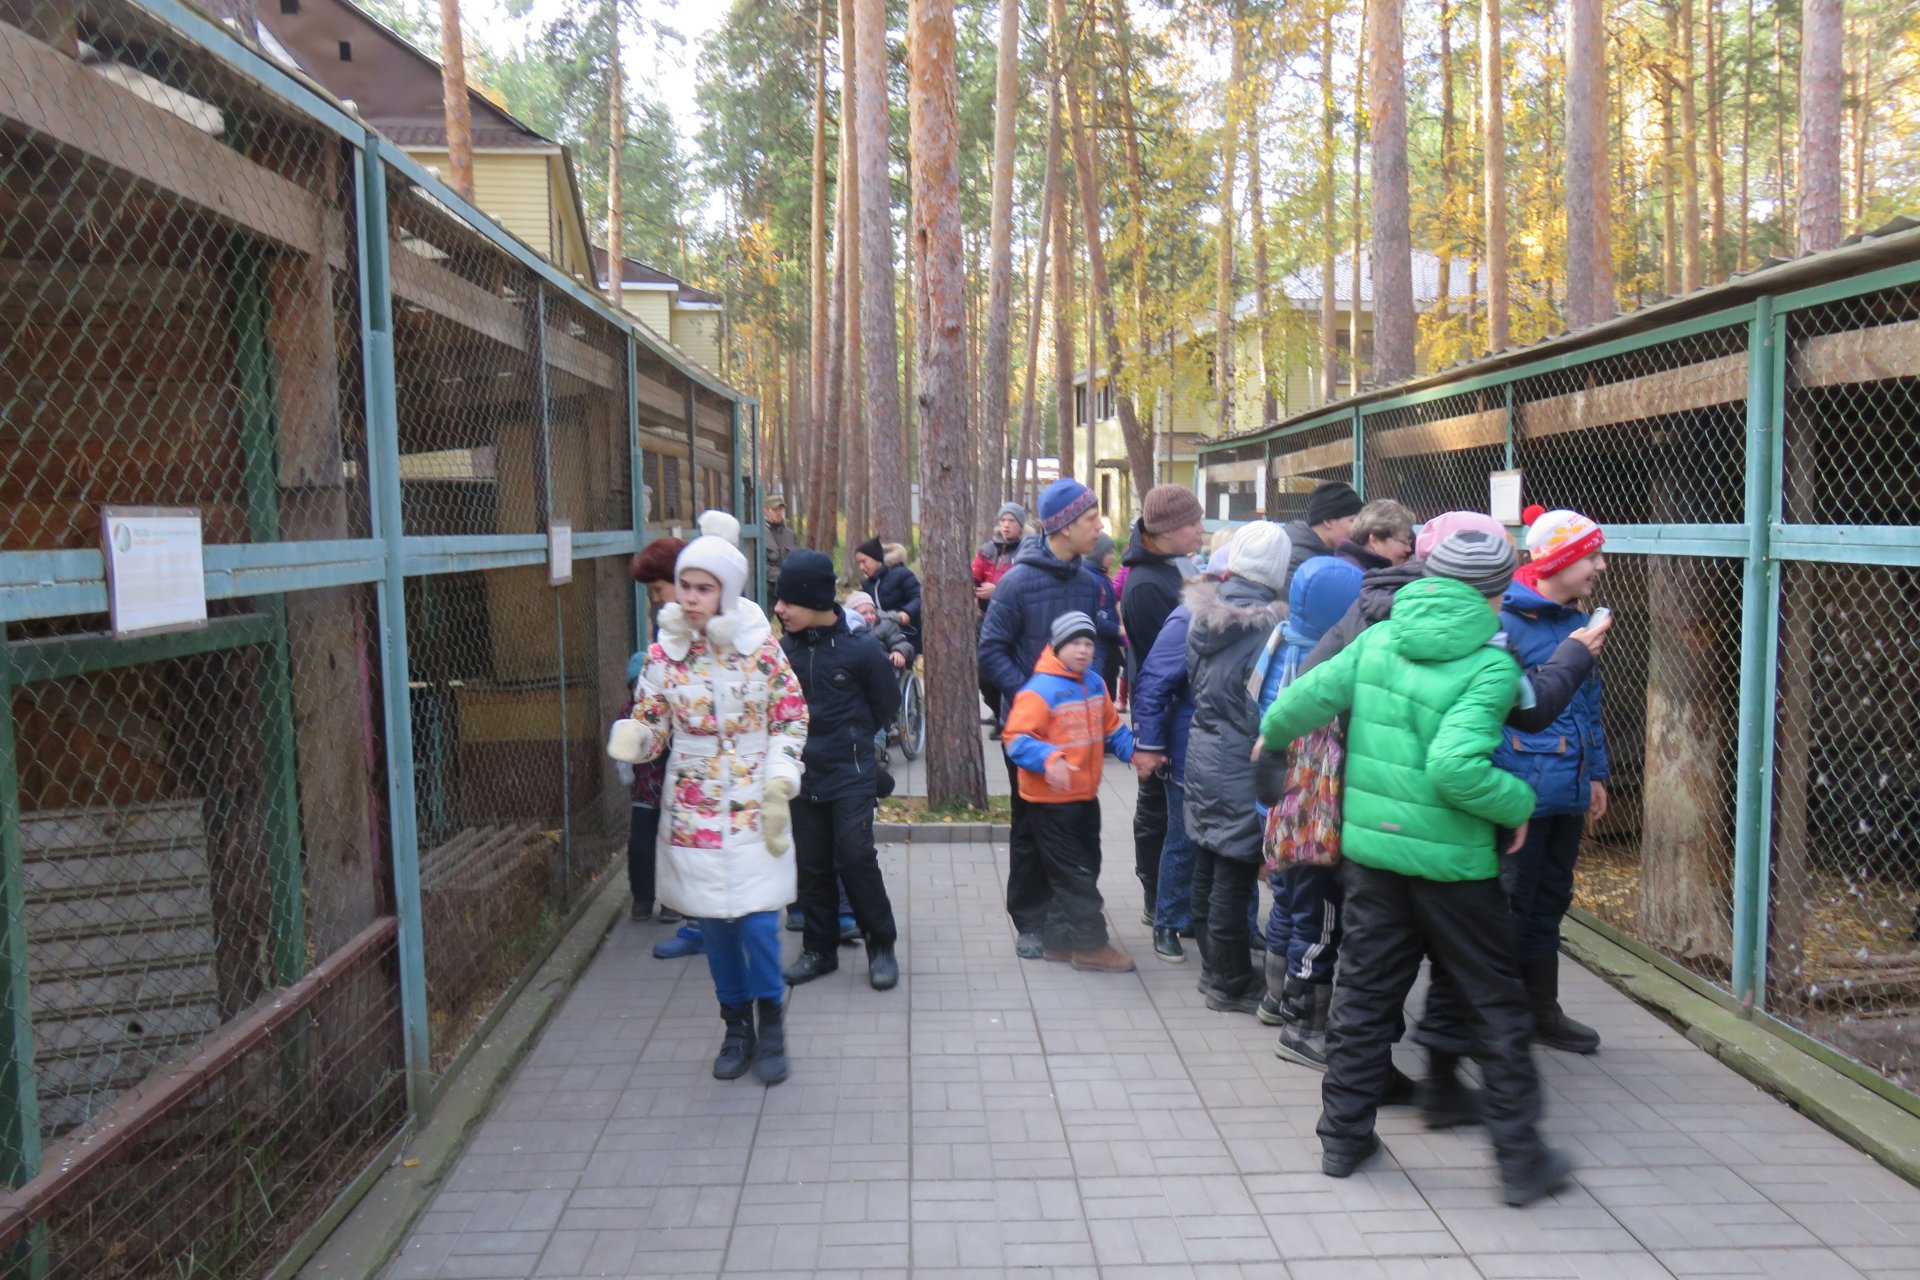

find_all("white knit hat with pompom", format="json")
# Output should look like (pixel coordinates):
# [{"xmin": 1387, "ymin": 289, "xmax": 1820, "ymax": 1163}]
[{"xmin": 674, "ymin": 510, "xmax": 750, "ymax": 613}]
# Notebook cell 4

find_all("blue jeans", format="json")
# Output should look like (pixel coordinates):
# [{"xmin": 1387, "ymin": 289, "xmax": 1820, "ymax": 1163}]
[
  {"xmin": 700, "ymin": 911, "xmax": 786, "ymax": 1005},
  {"xmin": 1267, "ymin": 863, "xmax": 1342, "ymax": 982},
  {"xmin": 1153, "ymin": 780, "xmax": 1196, "ymax": 931}
]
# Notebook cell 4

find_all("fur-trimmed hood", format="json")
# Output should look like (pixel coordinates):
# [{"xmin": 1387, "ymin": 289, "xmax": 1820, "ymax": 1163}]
[
  {"xmin": 653, "ymin": 598, "xmax": 773, "ymax": 660},
  {"xmin": 1183, "ymin": 575, "xmax": 1283, "ymax": 657},
  {"xmin": 883, "ymin": 542, "xmax": 909, "ymax": 568}
]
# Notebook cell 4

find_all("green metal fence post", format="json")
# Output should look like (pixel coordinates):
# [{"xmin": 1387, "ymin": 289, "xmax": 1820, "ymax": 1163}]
[
  {"xmin": 532, "ymin": 287, "xmax": 572, "ymax": 910},
  {"xmin": 1731, "ymin": 294, "xmax": 1782, "ymax": 1010},
  {"xmin": 1503, "ymin": 383, "xmax": 1516, "ymax": 471},
  {"xmin": 357, "ymin": 140, "xmax": 432, "ymax": 1111},
  {"xmin": 629, "ymin": 338, "xmax": 646, "ymax": 647},
  {"xmin": 0, "ymin": 664, "xmax": 41, "ymax": 1192},
  {"xmin": 228, "ymin": 234, "xmax": 308, "ymax": 989},
  {"xmin": 1351, "ymin": 405, "xmax": 1366, "ymax": 498}
]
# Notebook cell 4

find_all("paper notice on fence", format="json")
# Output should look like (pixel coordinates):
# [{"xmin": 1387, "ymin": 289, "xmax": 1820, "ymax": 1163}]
[
  {"xmin": 549, "ymin": 521, "xmax": 573, "ymax": 585},
  {"xmin": 1489, "ymin": 470, "xmax": 1524, "ymax": 526},
  {"xmin": 101, "ymin": 508, "xmax": 207, "ymax": 637}
]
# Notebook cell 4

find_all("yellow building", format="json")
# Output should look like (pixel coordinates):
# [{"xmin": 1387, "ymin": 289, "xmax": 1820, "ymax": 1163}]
[
  {"xmin": 1073, "ymin": 249, "xmax": 1474, "ymax": 524},
  {"xmin": 594, "ymin": 250, "xmax": 725, "ymax": 375}
]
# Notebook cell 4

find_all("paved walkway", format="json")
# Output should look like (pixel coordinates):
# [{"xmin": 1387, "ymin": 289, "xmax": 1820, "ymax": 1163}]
[{"xmin": 380, "ymin": 763, "xmax": 1920, "ymax": 1280}]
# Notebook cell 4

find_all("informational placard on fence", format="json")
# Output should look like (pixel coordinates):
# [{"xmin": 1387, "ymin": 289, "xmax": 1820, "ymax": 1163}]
[
  {"xmin": 1489, "ymin": 469, "xmax": 1524, "ymax": 525},
  {"xmin": 100, "ymin": 507, "xmax": 208, "ymax": 638},
  {"xmin": 548, "ymin": 521, "xmax": 573, "ymax": 585}
]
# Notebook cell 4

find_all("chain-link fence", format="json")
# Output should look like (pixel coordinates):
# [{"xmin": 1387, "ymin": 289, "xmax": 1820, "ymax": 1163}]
[
  {"xmin": 0, "ymin": 3, "xmax": 750, "ymax": 1275},
  {"xmin": 1201, "ymin": 249, "xmax": 1920, "ymax": 1113}
]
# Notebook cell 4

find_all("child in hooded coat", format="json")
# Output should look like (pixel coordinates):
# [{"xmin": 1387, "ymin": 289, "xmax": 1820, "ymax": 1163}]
[{"xmin": 609, "ymin": 512, "xmax": 809, "ymax": 1086}]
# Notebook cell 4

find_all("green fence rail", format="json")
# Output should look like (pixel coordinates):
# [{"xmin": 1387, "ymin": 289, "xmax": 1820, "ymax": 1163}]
[{"xmin": 0, "ymin": 3, "xmax": 753, "ymax": 1275}]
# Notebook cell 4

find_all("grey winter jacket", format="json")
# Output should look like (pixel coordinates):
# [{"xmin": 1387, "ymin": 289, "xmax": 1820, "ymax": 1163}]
[
  {"xmin": 1181, "ymin": 575, "xmax": 1285, "ymax": 863},
  {"xmin": 1280, "ymin": 519, "xmax": 1333, "ymax": 582}
]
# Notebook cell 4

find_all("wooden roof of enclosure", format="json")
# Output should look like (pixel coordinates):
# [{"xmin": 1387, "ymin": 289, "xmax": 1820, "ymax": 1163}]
[{"xmin": 1202, "ymin": 219, "xmax": 1920, "ymax": 464}]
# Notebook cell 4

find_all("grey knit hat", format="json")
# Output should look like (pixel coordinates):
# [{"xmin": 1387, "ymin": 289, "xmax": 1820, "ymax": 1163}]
[
  {"xmin": 995, "ymin": 501, "xmax": 1029, "ymax": 528},
  {"xmin": 1423, "ymin": 529, "xmax": 1518, "ymax": 597},
  {"xmin": 1050, "ymin": 611, "xmax": 1097, "ymax": 650}
]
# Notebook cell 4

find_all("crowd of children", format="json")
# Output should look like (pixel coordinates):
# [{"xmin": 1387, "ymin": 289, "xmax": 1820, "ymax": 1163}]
[{"xmin": 607, "ymin": 476, "xmax": 1614, "ymax": 1207}]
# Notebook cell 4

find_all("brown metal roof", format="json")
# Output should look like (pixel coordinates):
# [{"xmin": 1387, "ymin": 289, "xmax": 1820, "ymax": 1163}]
[{"xmin": 258, "ymin": 0, "xmax": 555, "ymax": 150}]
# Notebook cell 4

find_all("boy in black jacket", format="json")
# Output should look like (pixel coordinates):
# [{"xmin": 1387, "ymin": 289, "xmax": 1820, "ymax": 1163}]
[{"xmin": 774, "ymin": 550, "xmax": 902, "ymax": 991}]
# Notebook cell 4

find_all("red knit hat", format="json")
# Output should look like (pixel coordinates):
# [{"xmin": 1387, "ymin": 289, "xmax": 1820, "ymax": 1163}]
[
  {"xmin": 631, "ymin": 536, "xmax": 686, "ymax": 584},
  {"xmin": 1518, "ymin": 506, "xmax": 1604, "ymax": 583}
]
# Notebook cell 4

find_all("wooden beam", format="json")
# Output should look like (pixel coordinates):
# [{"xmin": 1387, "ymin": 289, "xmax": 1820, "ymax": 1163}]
[
  {"xmin": 1369, "ymin": 408, "xmax": 1506, "ymax": 459},
  {"xmin": 388, "ymin": 246, "xmax": 524, "ymax": 353},
  {"xmin": 0, "ymin": 258, "xmax": 221, "ymax": 316},
  {"xmin": 1793, "ymin": 317, "xmax": 1920, "ymax": 388},
  {"xmin": 1270, "ymin": 438, "xmax": 1355, "ymax": 479},
  {"xmin": 1521, "ymin": 353, "xmax": 1748, "ymax": 440},
  {"xmin": 0, "ymin": 20, "xmax": 337, "ymax": 260},
  {"xmin": 542, "ymin": 326, "xmax": 617, "ymax": 392}
]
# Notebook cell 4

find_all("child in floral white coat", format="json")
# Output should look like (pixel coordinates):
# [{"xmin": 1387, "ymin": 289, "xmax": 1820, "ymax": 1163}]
[{"xmin": 609, "ymin": 512, "xmax": 809, "ymax": 1084}]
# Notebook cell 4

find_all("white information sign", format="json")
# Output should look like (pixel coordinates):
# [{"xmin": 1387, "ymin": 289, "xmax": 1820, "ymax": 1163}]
[
  {"xmin": 1489, "ymin": 469, "xmax": 1524, "ymax": 526},
  {"xmin": 101, "ymin": 507, "xmax": 207, "ymax": 638},
  {"xmin": 548, "ymin": 521, "xmax": 574, "ymax": 585},
  {"xmin": 1217, "ymin": 493, "xmax": 1231, "ymax": 522}
]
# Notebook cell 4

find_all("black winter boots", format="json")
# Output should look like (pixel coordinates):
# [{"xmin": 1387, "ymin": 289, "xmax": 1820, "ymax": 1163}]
[
  {"xmin": 1274, "ymin": 980, "xmax": 1332, "ymax": 1070},
  {"xmin": 752, "ymin": 996, "xmax": 788, "ymax": 1086},
  {"xmin": 712, "ymin": 1003, "xmax": 756, "ymax": 1079},
  {"xmin": 867, "ymin": 939, "xmax": 899, "ymax": 991},
  {"xmin": 1524, "ymin": 955, "xmax": 1601, "ymax": 1054},
  {"xmin": 1418, "ymin": 1050, "xmax": 1482, "ymax": 1130},
  {"xmin": 1257, "ymin": 954, "xmax": 1291, "ymax": 1026}
]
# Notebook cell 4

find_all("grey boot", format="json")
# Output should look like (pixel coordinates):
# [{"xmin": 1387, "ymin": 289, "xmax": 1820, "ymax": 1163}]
[
  {"xmin": 752, "ymin": 996, "xmax": 789, "ymax": 1086},
  {"xmin": 1257, "ymin": 953, "xmax": 1292, "ymax": 1026},
  {"xmin": 1275, "ymin": 981, "xmax": 1333, "ymax": 1070},
  {"xmin": 1524, "ymin": 954, "xmax": 1600, "ymax": 1054},
  {"xmin": 712, "ymin": 1003, "xmax": 756, "ymax": 1080}
]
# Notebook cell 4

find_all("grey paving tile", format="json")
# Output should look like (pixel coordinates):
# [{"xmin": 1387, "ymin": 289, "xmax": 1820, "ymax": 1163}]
[{"xmin": 377, "ymin": 770, "xmax": 1920, "ymax": 1280}]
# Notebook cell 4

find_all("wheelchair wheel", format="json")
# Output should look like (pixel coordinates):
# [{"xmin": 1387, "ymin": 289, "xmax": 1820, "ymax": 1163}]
[{"xmin": 900, "ymin": 670, "xmax": 926, "ymax": 762}]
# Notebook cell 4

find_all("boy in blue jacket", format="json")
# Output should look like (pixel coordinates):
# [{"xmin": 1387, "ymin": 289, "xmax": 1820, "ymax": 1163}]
[{"xmin": 1498, "ymin": 507, "xmax": 1610, "ymax": 1054}]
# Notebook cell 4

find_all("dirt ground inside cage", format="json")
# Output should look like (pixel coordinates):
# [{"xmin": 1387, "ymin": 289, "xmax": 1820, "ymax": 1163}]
[{"xmin": 1574, "ymin": 837, "xmax": 1920, "ymax": 1092}]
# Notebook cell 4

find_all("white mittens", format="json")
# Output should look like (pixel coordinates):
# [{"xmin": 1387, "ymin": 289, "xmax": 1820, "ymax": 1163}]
[
  {"xmin": 607, "ymin": 718, "xmax": 649, "ymax": 764},
  {"xmin": 762, "ymin": 775, "xmax": 798, "ymax": 856}
]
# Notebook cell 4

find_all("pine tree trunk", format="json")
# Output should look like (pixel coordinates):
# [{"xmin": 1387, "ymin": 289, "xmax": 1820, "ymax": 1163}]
[
  {"xmin": 1851, "ymin": 27, "xmax": 1871, "ymax": 226},
  {"xmin": 1777, "ymin": 10, "xmax": 1792, "ymax": 245},
  {"xmin": 438, "ymin": 0, "xmax": 476, "ymax": 201},
  {"xmin": 808, "ymin": 0, "xmax": 830, "ymax": 542},
  {"xmin": 980, "ymin": 0, "xmax": 1021, "ymax": 513},
  {"xmin": 1481, "ymin": 0, "xmax": 1510, "ymax": 353},
  {"xmin": 1215, "ymin": 13, "xmax": 1244, "ymax": 433},
  {"xmin": 852, "ymin": 0, "xmax": 908, "ymax": 540},
  {"xmin": 1799, "ymin": 0, "xmax": 1843, "ymax": 253},
  {"xmin": 839, "ymin": 0, "xmax": 869, "ymax": 546},
  {"xmin": 1437, "ymin": 0, "xmax": 1454, "ymax": 356},
  {"xmin": 1565, "ymin": 0, "xmax": 1605, "ymax": 328},
  {"xmin": 1112, "ymin": 0, "xmax": 1156, "ymax": 465},
  {"xmin": 1679, "ymin": 0, "xmax": 1702, "ymax": 292},
  {"xmin": 908, "ymin": 0, "xmax": 988, "ymax": 808},
  {"xmin": 606, "ymin": 6, "xmax": 624, "ymax": 308},
  {"xmin": 1061, "ymin": 3, "xmax": 1155, "ymax": 504},
  {"xmin": 1368, "ymin": 0, "xmax": 1413, "ymax": 385},
  {"xmin": 1739, "ymin": 0, "xmax": 1754, "ymax": 271},
  {"xmin": 1247, "ymin": 91, "xmax": 1274, "ymax": 424},
  {"xmin": 1048, "ymin": 44, "xmax": 1075, "ymax": 482},
  {"xmin": 1706, "ymin": 0, "xmax": 1725, "ymax": 278},
  {"xmin": 1016, "ymin": 161, "xmax": 1056, "ymax": 508},
  {"xmin": 820, "ymin": 142, "xmax": 850, "ymax": 553},
  {"xmin": 1320, "ymin": 0, "xmax": 1338, "ymax": 400},
  {"xmin": 1351, "ymin": 0, "xmax": 1367, "ymax": 396},
  {"xmin": 1661, "ymin": 9, "xmax": 1679, "ymax": 298}
]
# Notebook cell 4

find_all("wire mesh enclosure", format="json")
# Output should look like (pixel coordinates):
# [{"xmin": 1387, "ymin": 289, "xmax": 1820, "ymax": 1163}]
[
  {"xmin": 1203, "ymin": 246, "xmax": 1920, "ymax": 1112},
  {"xmin": 0, "ymin": 2, "xmax": 750, "ymax": 1273}
]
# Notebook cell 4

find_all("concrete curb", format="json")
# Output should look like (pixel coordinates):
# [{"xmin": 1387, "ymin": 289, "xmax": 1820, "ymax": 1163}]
[
  {"xmin": 295, "ymin": 875, "xmax": 627, "ymax": 1278},
  {"xmin": 875, "ymin": 821, "xmax": 1012, "ymax": 844},
  {"xmin": 1562, "ymin": 917, "xmax": 1920, "ymax": 1186}
]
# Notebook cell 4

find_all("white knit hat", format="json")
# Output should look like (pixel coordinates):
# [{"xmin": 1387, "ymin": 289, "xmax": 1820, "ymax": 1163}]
[
  {"xmin": 675, "ymin": 510, "xmax": 749, "ymax": 614},
  {"xmin": 1227, "ymin": 521, "xmax": 1293, "ymax": 594}
]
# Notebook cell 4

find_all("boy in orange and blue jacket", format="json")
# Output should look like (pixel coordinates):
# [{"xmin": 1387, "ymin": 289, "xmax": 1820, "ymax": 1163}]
[{"xmin": 1003, "ymin": 611, "xmax": 1138, "ymax": 972}]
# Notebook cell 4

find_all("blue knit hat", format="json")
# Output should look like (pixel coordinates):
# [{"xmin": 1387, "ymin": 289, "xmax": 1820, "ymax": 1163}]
[
  {"xmin": 1288, "ymin": 556, "xmax": 1365, "ymax": 643},
  {"xmin": 1038, "ymin": 478, "xmax": 1098, "ymax": 535}
]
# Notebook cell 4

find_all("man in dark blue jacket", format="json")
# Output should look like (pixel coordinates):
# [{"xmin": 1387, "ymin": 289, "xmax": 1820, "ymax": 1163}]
[
  {"xmin": 774, "ymin": 551, "xmax": 901, "ymax": 992},
  {"xmin": 979, "ymin": 477, "xmax": 1115, "ymax": 959},
  {"xmin": 855, "ymin": 539, "xmax": 923, "ymax": 654}
]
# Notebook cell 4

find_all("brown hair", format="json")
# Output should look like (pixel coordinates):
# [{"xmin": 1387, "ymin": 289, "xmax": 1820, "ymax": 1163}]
[{"xmin": 630, "ymin": 537, "xmax": 687, "ymax": 584}]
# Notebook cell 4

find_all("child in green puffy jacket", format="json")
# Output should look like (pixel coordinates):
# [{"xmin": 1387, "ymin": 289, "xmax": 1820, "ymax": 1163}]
[{"xmin": 1258, "ymin": 528, "xmax": 1574, "ymax": 1209}]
